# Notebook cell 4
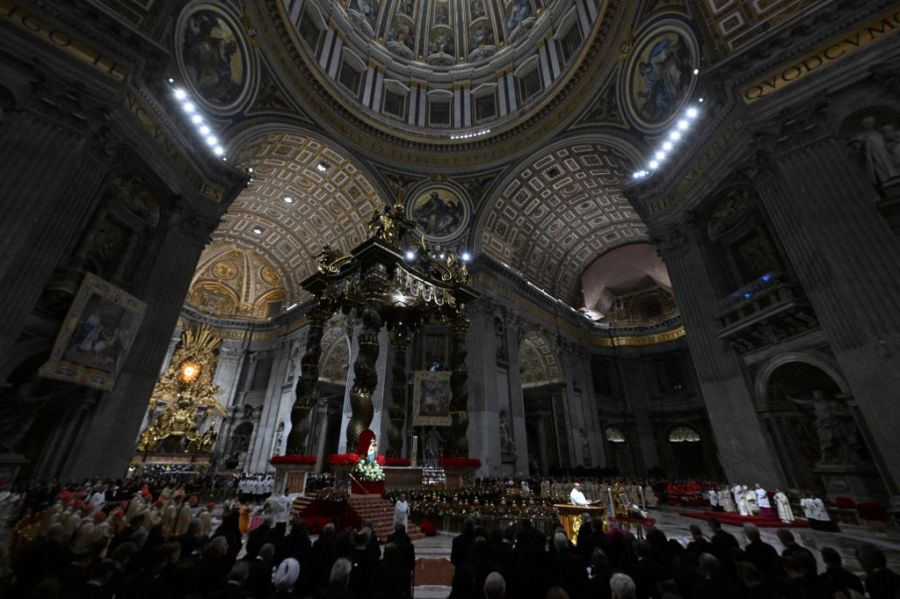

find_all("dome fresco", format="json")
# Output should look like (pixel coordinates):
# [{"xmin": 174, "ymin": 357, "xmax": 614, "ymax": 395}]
[
  {"xmin": 280, "ymin": 0, "xmax": 605, "ymax": 144},
  {"xmin": 347, "ymin": 0, "xmax": 541, "ymax": 65}
]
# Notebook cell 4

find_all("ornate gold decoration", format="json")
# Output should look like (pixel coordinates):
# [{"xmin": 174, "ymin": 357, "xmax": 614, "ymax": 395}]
[
  {"xmin": 136, "ymin": 326, "xmax": 225, "ymax": 454},
  {"xmin": 287, "ymin": 204, "xmax": 479, "ymax": 455}
]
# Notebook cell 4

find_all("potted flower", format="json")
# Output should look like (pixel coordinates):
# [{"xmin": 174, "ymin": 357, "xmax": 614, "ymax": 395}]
[{"xmin": 350, "ymin": 454, "xmax": 386, "ymax": 495}]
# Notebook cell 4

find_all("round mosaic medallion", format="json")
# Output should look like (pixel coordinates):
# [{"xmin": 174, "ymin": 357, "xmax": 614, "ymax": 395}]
[
  {"xmin": 620, "ymin": 19, "xmax": 700, "ymax": 133},
  {"xmin": 405, "ymin": 183, "xmax": 471, "ymax": 243},
  {"xmin": 175, "ymin": 2, "xmax": 256, "ymax": 114}
]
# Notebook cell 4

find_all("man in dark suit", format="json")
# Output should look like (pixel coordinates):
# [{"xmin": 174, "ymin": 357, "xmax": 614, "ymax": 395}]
[
  {"xmin": 857, "ymin": 543, "xmax": 900, "ymax": 599},
  {"xmin": 742, "ymin": 523, "xmax": 782, "ymax": 583}
]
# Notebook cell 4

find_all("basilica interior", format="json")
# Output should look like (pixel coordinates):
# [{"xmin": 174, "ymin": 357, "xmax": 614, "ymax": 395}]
[{"xmin": 2, "ymin": 0, "xmax": 900, "ymax": 510}]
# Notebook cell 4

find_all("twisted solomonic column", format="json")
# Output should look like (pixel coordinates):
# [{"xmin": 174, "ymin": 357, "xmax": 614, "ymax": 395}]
[
  {"xmin": 346, "ymin": 302, "xmax": 383, "ymax": 450},
  {"xmin": 286, "ymin": 303, "xmax": 330, "ymax": 454}
]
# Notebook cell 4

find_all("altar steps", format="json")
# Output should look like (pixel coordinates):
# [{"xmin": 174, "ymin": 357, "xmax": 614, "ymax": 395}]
[{"xmin": 349, "ymin": 494, "xmax": 425, "ymax": 541}]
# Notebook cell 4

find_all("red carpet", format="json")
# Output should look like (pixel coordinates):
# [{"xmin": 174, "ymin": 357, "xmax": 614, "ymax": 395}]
[{"xmin": 678, "ymin": 510, "xmax": 808, "ymax": 528}]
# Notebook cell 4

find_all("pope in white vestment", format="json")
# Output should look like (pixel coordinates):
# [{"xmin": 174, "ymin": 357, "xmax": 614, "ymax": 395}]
[{"xmin": 570, "ymin": 483, "xmax": 591, "ymax": 506}]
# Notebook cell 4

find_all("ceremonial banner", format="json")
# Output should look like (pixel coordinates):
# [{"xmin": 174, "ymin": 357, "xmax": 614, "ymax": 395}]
[
  {"xmin": 412, "ymin": 370, "xmax": 452, "ymax": 427},
  {"xmin": 40, "ymin": 273, "xmax": 146, "ymax": 391}
]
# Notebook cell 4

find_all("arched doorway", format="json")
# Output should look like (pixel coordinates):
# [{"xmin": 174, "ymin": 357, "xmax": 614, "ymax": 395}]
[
  {"xmin": 520, "ymin": 333, "xmax": 566, "ymax": 475},
  {"xmin": 667, "ymin": 425, "xmax": 704, "ymax": 478},
  {"xmin": 604, "ymin": 425, "xmax": 635, "ymax": 476}
]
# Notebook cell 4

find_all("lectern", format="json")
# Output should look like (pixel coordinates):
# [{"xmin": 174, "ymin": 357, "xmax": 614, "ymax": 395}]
[{"xmin": 554, "ymin": 503, "xmax": 608, "ymax": 545}]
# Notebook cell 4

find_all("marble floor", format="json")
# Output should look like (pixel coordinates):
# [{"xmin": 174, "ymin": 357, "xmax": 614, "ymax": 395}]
[{"xmin": 408, "ymin": 507, "xmax": 900, "ymax": 599}]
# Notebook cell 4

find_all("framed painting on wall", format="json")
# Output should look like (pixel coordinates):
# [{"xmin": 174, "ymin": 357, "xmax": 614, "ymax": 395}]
[
  {"xmin": 412, "ymin": 370, "xmax": 452, "ymax": 427},
  {"xmin": 40, "ymin": 273, "xmax": 146, "ymax": 391}
]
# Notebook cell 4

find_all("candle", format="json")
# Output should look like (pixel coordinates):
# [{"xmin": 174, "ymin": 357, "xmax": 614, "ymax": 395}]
[{"xmin": 411, "ymin": 435, "xmax": 418, "ymax": 467}]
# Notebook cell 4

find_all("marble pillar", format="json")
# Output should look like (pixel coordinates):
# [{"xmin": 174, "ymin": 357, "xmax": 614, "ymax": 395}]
[
  {"xmin": 505, "ymin": 319, "xmax": 530, "ymax": 474},
  {"xmin": 465, "ymin": 303, "xmax": 499, "ymax": 475},
  {"xmin": 617, "ymin": 351, "xmax": 660, "ymax": 471},
  {"xmin": 658, "ymin": 214, "xmax": 784, "ymax": 486},
  {"xmin": 759, "ymin": 125, "xmax": 900, "ymax": 496},
  {"xmin": 62, "ymin": 209, "xmax": 213, "ymax": 479},
  {"xmin": 0, "ymin": 109, "xmax": 109, "ymax": 376},
  {"xmin": 248, "ymin": 342, "xmax": 291, "ymax": 472}
]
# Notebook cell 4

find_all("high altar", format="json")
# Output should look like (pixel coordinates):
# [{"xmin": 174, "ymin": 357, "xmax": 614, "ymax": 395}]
[{"xmin": 132, "ymin": 326, "xmax": 225, "ymax": 469}]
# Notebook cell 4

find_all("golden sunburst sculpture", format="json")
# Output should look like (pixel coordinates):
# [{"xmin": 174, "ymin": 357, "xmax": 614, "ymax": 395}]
[{"xmin": 136, "ymin": 325, "xmax": 225, "ymax": 454}]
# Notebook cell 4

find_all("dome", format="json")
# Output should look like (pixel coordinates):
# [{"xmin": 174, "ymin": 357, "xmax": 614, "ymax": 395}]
[{"xmin": 252, "ymin": 0, "xmax": 622, "ymax": 167}]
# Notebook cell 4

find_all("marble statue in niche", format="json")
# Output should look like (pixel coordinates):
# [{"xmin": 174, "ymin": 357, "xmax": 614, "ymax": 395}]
[
  {"xmin": 788, "ymin": 390, "xmax": 864, "ymax": 465},
  {"xmin": 848, "ymin": 116, "xmax": 900, "ymax": 187},
  {"xmin": 499, "ymin": 409, "xmax": 515, "ymax": 460}
]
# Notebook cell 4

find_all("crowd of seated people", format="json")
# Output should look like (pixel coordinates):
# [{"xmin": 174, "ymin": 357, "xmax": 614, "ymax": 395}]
[
  {"xmin": 0, "ymin": 480, "xmax": 417, "ymax": 599},
  {"xmin": 448, "ymin": 516, "xmax": 900, "ymax": 599}
]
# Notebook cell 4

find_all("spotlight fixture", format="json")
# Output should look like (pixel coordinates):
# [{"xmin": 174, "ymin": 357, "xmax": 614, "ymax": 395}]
[
  {"xmin": 461, "ymin": 251, "xmax": 471, "ymax": 262},
  {"xmin": 634, "ymin": 102, "xmax": 705, "ymax": 180},
  {"xmin": 252, "ymin": 227, "xmax": 263, "ymax": 235},
  {"xmin": 404, "ymin": 250, "xmax": 415, "ymax": 261},
  {"xmin": 283, "ymin": 196, "xmax": 294, "ymax": 204},
  {"xmin": 168, "ymin": 81, "xmax": 227, "ymax": 161},
  {"xmin": 692, "ymin": 68, "xmax": 700, "ymax": 75},
  {"xmin": 316, "ymin": 162, "xmax": 329, "ymax": 172}
]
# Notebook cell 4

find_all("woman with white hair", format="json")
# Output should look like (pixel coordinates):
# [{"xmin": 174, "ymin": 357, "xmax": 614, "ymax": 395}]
[{"xmin": 271, "ymin": 557, "xmax": 300, "ymax": 598}]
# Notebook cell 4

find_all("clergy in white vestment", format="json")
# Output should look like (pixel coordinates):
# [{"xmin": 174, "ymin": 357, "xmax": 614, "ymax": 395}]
[
  {"xmin": 570, "ymin": 483, "xmax": 593, "ymax": 506},
  {"xmin": 393, "ymin": 493, "xmax": 409, "ymax": 529},
  {"xmin": 755, "ymin": 484, "xmax": 773, "ymax": 518},
  {"xmin": 719, "ymin": 488, "xmax": 736, "ymax": 512},
  {"xmin": 774, "ymin": 490, "xmax": 794, "ymax": 523},
  {"xmin": 707, "ymin": 489, "xmax": 719, "ymax": 511},
  {"xmin": 732, "ymin": 484, "xmax": 743, "ymax": 509},
  {"xmin": 811, "ymin": 497, "xmax": 831, "ymax": 521},
  {"xmin": 744, "ymin": 486, "xmax": 759, "ymax": 515}
]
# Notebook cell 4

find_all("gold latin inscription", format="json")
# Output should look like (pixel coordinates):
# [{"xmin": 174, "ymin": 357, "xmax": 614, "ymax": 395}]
[
  {"xmin": 741, "ymin": 9, "xmax": 900, "ymax": 104},
  {"xmin": 0, "ymin": 0, "xmax": 126, "ymax": 81}
]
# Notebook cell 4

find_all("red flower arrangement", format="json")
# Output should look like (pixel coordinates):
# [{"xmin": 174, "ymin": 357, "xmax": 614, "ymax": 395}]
[
  {"xmin": 376, "ymin": 455, "xmax": 386, "ymax": 466},
  {"xmin": 383, "ymin": 457, "xmax": 411, "ymax": 466},
  {"xmin": 269, "ymin": 455, "xmax": 317, "ymax": 465},
  {"xmin": 328, "ymin": 453, "xmax": 360, "ymax": 466},
  {"xmin": 439, "ymin": 457, "xmax": 482, "ymax": 469}
]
